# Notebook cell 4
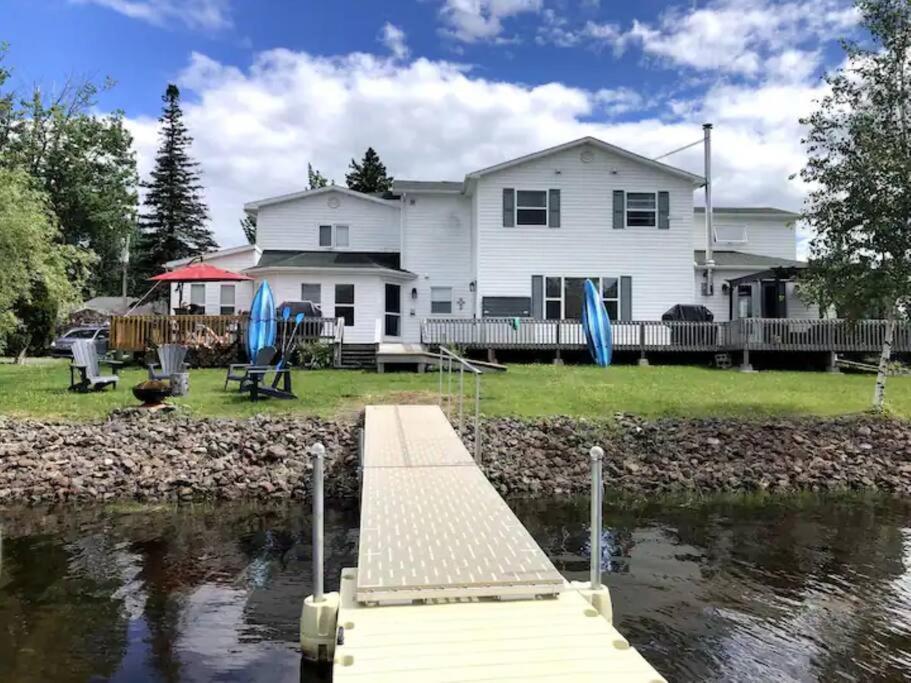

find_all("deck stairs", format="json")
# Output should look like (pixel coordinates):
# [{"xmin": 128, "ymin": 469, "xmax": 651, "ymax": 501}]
[{"xmin": 338, "ymin": 343, "xmax": 377, "ymax": 370}]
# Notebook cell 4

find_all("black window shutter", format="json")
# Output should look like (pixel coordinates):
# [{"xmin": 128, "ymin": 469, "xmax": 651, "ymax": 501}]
[
  {"xmin": 548, "ymin": 189, "xmax": 560, "ymax": 228},
  {"xmin": 531, "ymin": 275, "xmax": 543, "ymax": 319},
  {"xmin": 620, "ymin": 276, "xmax": 632, "ymax": 321},
  {"xmin": 658, "ymin": 191, "xmax": 670, "ymax": 230},
  {"xmin": 612, "ymin": 190, "xmax": 625, "ymax": 229},
  {"xmin": 503, "ymin": 188, "xmax": 515, "ymax": 227}
]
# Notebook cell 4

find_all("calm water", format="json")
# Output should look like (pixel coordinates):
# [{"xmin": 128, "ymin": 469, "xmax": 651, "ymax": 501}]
[{"xmin": 2, "ymin": 496, "xmax": 911, "ymax": 682}]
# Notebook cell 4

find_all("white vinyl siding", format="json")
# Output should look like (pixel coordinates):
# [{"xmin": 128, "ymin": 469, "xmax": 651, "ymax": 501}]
[
  {"xmin": 256, "ymin": 188, "xmax": 400, "ymax": 252},
  {"xmin": 400, "ymin": 193, "xmax": 473, "ymax": 342},
  {"xmin": 475, "ymin": 143, "xmax": 694, "ymax": 321},
  {"xmin": 692, "ymin": 212, "xmax": 799, "ymax": 260}
]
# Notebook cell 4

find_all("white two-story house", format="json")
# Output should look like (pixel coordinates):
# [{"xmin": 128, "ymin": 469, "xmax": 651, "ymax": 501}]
[{"xmin": 166, "ymin": 137, "xmax": 814, "ymax": 345}]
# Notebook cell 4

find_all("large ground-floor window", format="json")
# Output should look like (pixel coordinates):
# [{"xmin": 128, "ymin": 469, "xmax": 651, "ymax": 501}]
[
  {"xmin": 543, "ymin": 277, "xmax": 620, "ymax": 320},
  {"xmin": 335, "ymin": 284, "xmax": 355, "ymax": 326}
]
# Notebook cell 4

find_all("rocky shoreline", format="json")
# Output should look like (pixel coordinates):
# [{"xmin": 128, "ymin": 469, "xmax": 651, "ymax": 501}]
[{"xmin": 1, "ymin": 411, "xmax": 910, "ymax": 504}]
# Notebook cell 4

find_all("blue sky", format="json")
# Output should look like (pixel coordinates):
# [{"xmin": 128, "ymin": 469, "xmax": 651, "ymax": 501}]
[{"xmin": 1, "ymin": 0, "xmax": 862, "ymax": 248}]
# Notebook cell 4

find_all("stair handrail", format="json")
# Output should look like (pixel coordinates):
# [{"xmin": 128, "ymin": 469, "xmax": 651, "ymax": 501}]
[{"xmin": 438, "ymin": 346, "xmax": 483, "ymax": 463}]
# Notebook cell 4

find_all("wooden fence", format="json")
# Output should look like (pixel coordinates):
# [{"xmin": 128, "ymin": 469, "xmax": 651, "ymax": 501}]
[
  {"xmin": 421, "ymin": 318, "xmax": 911, "ymax": 354},
  {"xmin": 110, "ymin": 315, "xmax": 342, "ymax": 353}
]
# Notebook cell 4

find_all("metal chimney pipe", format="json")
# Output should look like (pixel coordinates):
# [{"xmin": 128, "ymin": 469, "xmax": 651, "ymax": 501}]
[{"xmin": 703, "ymin": 123, "xmax": 715, "ymax": 295}]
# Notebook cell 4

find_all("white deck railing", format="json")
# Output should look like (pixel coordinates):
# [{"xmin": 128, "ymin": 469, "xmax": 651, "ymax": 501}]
[{"xmin": 421, "ymin": 318, "xmax": 911, "ymax": 353}]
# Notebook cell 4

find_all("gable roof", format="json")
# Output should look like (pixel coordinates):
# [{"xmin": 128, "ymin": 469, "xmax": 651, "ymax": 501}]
[
  {"xmin": 694, "ymin": 250, "xmax": 806, "ymax": 269},
  {"xmin": 695, "ymin": 207, "xmax": 800, "ymax": 218},
  {"xmin": 466, "ymin": 136, "xmax": 705, "ymax": 185},
  {"xmin": 393, "ymin": 180, "xmax": 463, "ymax": 193},
  {"xmin": 246, "ymin": 250, "xmax": 414, "ymax": 276},
  {"xmin": 164, "ymin": 244, "xmax": 260, "ymax": 269},
  {"xmin": 244, "ymin": 184, "xmax": 399, "ymax": 212}
]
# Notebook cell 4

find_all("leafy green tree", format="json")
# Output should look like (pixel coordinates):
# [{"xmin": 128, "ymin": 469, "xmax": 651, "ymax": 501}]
[
  {"xmin": 0, "ymin": 47, "xmax": 138, "ymax": 296},
  {"xmin": 345, "ymin": 147, "xmax": 392, "ymax": 193},
  {"xmin": 799, "ymin": 0, "xmax": 911, "ymax": 411},
  {"xmin": 307, "ymin": 162, "xmax": 329, "ymax": 190},
  {"xmin": 136, "ymin": 84, "xmax": 216, "ymax": 282},
  {"xmin": 0, "ymin": 167, "xmax": 95, "ymax": 356},
  {"xmin": 240, "ymin": 214, "xmax": 256, "ymax": 245}
]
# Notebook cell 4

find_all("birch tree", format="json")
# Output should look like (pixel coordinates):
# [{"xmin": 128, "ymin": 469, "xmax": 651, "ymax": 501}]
[{"xmin": 799, "ymin": 0, "xmax": 911, "ymax": 411}]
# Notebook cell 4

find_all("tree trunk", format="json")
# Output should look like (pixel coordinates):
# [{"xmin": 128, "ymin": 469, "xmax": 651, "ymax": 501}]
[{"xmin": 872, "ymin": 314, "xmax": 896, "ymax": 411}]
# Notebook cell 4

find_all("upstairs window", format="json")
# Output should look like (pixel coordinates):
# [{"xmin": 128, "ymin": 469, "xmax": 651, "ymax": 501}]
[
  {"xmin": 626, "ymin": 193, "xmax": 657, "ymax": 227},
  {"xmin": 319, "ymin": 224, "xmax": 349, "ymax": 247},
  {"xmin": 516, "ymin": 190, "xmax": 548, "ymax": 226}
]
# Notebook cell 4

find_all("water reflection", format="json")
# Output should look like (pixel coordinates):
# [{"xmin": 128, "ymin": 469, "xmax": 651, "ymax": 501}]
[{"xmin": 1, "ymin": 496, "xmax": 911, "ymax": 681}]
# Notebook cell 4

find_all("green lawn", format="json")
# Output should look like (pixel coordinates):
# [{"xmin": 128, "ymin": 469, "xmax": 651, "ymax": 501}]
[{"xmin": 0, "ymin": 359, "xmax": 908, "ymax": 421}]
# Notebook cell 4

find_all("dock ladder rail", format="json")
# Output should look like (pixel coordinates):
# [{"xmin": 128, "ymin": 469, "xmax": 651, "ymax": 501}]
[{"xmin": 437, "ymin": 345, "xmax": 483, "ymax": 462}]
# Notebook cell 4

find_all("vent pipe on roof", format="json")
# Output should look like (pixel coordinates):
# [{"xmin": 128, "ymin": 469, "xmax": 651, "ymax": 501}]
[{"xmin": 703, "ymin": 123, "xmax": 715, "ymax": 296}]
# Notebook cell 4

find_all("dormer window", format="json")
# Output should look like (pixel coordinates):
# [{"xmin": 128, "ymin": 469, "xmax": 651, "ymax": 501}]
[{"xmin": 319, "ymin": 224, "xmax": 349, "ymax": 248}]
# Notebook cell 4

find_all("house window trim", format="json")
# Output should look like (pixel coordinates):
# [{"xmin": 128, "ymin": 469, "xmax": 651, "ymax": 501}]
[
  {"xmin": 542, "ymin": 276, "xmax": 622, "ymax": 321},
  {"xmin": 189, "ymin": 283, "xmax": 206, "ymax": 308},
  {"xmin": 515, "ymin": 189, "xmax": 551, "ymax": 228},
  {"xmin": 301, "ymin": 283, "xmax": 322, "ymax": 304},
  {"xmin": 319, "ymin": 223, "xmax": 350, "ymax": 249},
  {"xmin": 430, "ymin": 286, "xmax": 453, "ymax": 315},
  {"xmin": 625, "ymin": 191, "xmax": 658, "ymax": 229},
  {"xmin": 219, "ymin": 284, "xmax": 236, "ymax": 315}
]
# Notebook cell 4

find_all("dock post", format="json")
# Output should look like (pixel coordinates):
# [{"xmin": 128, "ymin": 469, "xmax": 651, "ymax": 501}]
[
  {"xmin": 300, "ymin": 442, "xmax": 339, "ymax": 664},
  {"xmin": 474, "ymin": 371, "xmax": 481, "ymax": 464},
  {"xmin": 311, "ymin": 442, "xmax": 325, "ymax": 603},
  {"xmin": 590, "ymin": 446, "xmax": 604, "ymax": 590},
  {"xmin": 459, "ymin": 366, "xmax": 465, "ymax": 433}
]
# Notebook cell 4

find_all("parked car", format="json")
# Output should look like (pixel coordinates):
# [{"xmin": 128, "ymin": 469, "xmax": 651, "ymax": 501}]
[{"xmin": 50, "ymin": 326, "xmax": 109, "ymax": 357}]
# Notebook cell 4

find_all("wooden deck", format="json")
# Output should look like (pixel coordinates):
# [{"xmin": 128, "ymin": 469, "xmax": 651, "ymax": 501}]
[{"xmin": 422, "ymin": 317, "xmax": 911, "ymax": 354}]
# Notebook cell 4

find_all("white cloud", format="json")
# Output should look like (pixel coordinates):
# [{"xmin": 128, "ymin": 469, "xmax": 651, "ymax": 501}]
[
  {"xmin": 380, "ymin": 22, "xmax": 409, "ymax": 60},
  {"xmin": 594, "ymin": 87, "xmax": 644, "ymax": 116},
  {"xmin": 619, "ymin": 0, "xmax": 858, "ymax": 76},
  {"xmin": 71, "ymin": 0, "xmax": 231, "ymax": 30},
  {"xmin": 126, "ymin": 47, "xmax": 824, "ymax": 248},
  {"xmin": 439, "ymin": 0, "xmax": 543, "ymax": 43}
]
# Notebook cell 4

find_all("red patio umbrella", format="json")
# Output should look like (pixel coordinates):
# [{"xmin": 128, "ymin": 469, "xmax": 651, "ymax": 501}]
[{"xmin": 149, "ymin": 262, "xmax": 252, "ymax": 282}]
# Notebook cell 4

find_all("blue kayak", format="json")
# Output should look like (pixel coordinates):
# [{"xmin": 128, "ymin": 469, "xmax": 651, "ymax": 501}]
[
  {"xmin": 246, "ymin": 281, "xmax": 277, "ymax": 361},
  {"xmin": 581, "ymin": 279, "xmax": 613, "ymax": 367}
]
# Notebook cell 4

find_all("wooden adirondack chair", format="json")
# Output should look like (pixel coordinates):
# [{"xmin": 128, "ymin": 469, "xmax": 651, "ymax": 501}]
[
  {"xmin": 69, "ymin": 340, "xmax": 122, "ymax": 392},
  {"xmin": 148, "ymin": 344, "xmax": 189, "ymax": 381},
  {"xmin": 224, "ymin": 345, "xmax": 278, "ymax": 390}
]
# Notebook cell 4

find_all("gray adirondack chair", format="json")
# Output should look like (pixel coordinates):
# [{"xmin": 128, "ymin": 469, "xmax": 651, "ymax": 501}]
[
  {"xmin": 148, "ymin": 344, "xmax": 189, "ymax": 381},
  {"xmin": 69, "ymin": 340, "xmax": 122, "ymax": 392},
  {"xmin": 225, "ymin": 345, "xmax": 278, "ymax": 390}
]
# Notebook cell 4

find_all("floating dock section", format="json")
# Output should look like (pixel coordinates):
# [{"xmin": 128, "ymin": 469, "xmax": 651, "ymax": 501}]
[{"xmin": 302, "ymin": 404, "xmax": 666, "ymax": 682}]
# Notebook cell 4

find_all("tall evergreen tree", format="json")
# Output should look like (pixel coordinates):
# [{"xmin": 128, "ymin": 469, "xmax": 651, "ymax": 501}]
[
  {"xmin": 136, "ymin": 84, "xmax": 215, "ymax": 281},
  {"xmin": 240, "ymin": 214, "xmax": 256, "ymax": 245},
  {"xmin": 799, "ymin": 0, "xmax": 911, "ymax": 411},
  {"xmin": 307, "ymin": 162, "xmax": 329, "ymax": 190},
  {"xmin": 345, "ymin": 147, "xmax": 392, "ymax": 193}
]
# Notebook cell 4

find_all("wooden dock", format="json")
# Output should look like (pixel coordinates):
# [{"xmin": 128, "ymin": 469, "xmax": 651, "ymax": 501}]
[{"xmin": 324, "ymin": 404, "xmax": 666, "ymax": 681}]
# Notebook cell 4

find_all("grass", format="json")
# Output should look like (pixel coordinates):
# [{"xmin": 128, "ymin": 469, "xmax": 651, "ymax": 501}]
[{"xmin": 0, "ymin": 359, "xmax": 908, "ymax": 422}]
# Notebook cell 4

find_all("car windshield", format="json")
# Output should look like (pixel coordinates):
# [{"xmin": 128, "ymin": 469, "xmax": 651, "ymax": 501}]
[{"xmin": 64, "ymin": 329, "xmax": 98, "ymax": 339}]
